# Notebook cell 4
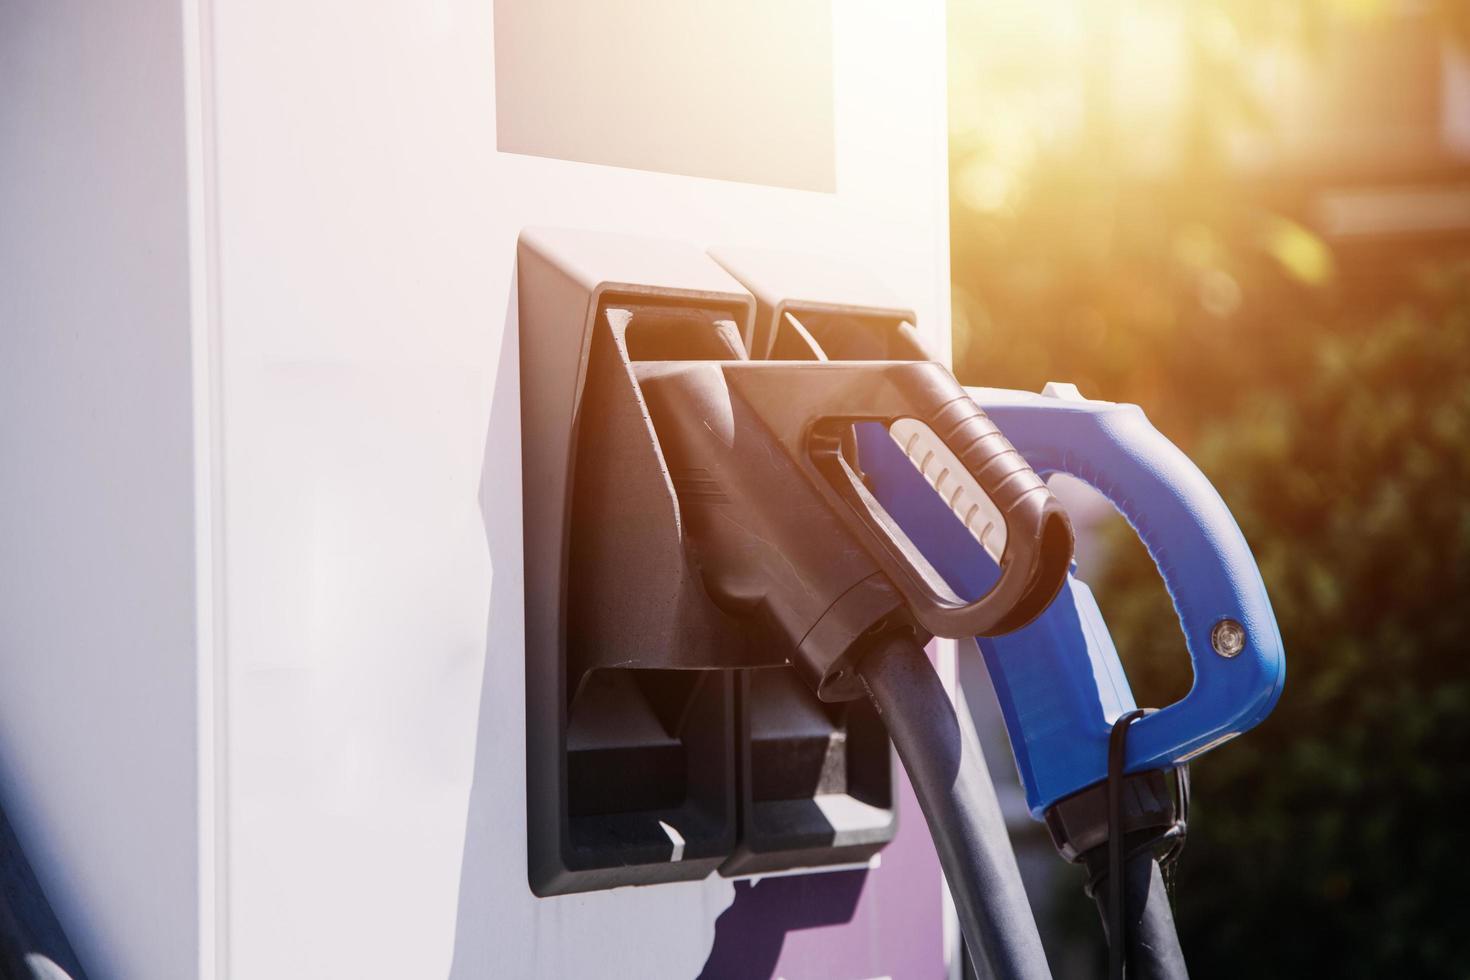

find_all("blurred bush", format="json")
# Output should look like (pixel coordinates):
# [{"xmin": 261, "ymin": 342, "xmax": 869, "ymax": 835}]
[{"xmin": 949, "ymin": 1, "xmax": 1470, "ymax": 974}]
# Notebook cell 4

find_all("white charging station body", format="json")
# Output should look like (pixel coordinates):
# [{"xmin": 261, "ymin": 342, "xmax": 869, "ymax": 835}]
[{"xmin": 0, "ymin": 2, "xmax": 956, "ymax": 977}]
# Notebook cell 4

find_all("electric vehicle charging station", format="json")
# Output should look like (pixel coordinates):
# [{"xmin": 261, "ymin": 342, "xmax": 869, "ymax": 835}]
[
  {"xmin": 0, "ymin": 3, "xmax": 963, "ymax": 977},
  {"xmin": 0, "ymin": 1, "xmax": 1283, "ymax": 978}
]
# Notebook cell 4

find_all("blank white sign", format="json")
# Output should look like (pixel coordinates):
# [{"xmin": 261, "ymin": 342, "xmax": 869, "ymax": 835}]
[{"xmin": 494, "ymin": 0, "xmax": 836, "ymax": 191}]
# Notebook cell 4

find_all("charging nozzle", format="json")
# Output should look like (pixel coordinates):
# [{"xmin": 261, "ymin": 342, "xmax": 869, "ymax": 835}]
[
  {"xmin": 724, "ymin": 360, "xmax": 1075, "ymax": 641},
  {"xmin": 635, "ymin": 347, "xmax": 1072, "ymax": 975},
  {"xmin": 636, "ymin": 359, "xmax": 1074, "ymax": 701}
]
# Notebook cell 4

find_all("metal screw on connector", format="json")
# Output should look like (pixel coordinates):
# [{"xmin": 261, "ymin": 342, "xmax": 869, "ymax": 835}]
[{"xmin": 1211, "ymin": 618, "xmax": 1246, "ymax": 658}]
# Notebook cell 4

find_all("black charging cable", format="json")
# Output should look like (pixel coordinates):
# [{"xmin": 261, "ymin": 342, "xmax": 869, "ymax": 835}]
[
  {"xmin": 857, "ymin": 631, "xmax": 1052, "ymax": 980},
  {"xmin": 1088, "ymin": 711, "xmax": 1190, "ymax": 980},
  {"xmin": 1106, "ymin": 710, "xmax": 1147, "ymax": 980}
]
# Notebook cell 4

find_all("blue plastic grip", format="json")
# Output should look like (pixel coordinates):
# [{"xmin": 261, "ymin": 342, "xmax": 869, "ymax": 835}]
[{"xmin": 858, "ymin": 386, "xmax": 1285, "ymax": 817}]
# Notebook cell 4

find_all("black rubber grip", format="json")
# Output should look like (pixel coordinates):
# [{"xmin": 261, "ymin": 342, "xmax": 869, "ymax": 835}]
[{"xmin": 721, "ymin": 360, "xmax": 1074, "ymax": 639}]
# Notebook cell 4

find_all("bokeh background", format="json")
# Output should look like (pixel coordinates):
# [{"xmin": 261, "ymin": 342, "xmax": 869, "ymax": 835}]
[{"xmin": 947, "ymin": 1, "xmax": 1470, "ymax": 976}]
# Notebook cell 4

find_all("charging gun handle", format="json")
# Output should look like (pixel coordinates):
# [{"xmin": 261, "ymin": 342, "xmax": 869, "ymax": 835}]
[
  {"xmin": 725, "ymin": 360, "xmax": 1075, "ymax": 640},
  {"xmin": 973, "ymin": 386, "xmax": 1285, "ymax": 780}
]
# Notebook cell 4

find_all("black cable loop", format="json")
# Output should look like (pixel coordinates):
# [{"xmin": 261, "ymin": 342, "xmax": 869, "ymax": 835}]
[
  {"xmin": 1098, "ymin": 710, "xmax": 1191, "ymax": 979},
  {"xmin": 1106, "ymin": 709, "xmax": 1149, "ymax": 980}
]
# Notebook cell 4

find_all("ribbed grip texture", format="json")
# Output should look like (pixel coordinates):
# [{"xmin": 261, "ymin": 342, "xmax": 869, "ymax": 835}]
[{"xmin": 929, "ymin": 394, "xmax": 1052, "ymax": 521}]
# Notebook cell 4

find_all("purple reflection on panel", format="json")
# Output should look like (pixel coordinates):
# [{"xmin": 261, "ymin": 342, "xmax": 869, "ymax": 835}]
[{"xmin": 699, "ymin": 766, "xmax": 945, "ymax": 979}]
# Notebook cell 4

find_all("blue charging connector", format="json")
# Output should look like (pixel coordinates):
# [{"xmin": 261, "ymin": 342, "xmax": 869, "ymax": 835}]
[{"xmin": 859, "ymin": 383, "xmax": 1285, "ymax": 817}]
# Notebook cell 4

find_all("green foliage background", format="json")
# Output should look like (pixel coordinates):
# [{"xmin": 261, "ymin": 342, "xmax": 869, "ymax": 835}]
[{"xmin": 949, "ymin": 4, "xmax": 1470, "ymax": 974}]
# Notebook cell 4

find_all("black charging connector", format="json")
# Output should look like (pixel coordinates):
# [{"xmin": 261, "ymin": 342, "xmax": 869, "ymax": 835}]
[{"xmin": 519, "ymin": 231, "xmax": 909, "ymax": 895}]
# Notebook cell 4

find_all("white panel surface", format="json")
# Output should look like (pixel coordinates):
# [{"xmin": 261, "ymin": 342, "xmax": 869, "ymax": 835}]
[
  {"xmin": 0, "ymin": 3, "xmax": 201, "ymax": 978},
  {"xmin": 204, "ymin": 1, "xmax": 951, "ymax": 976}
]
